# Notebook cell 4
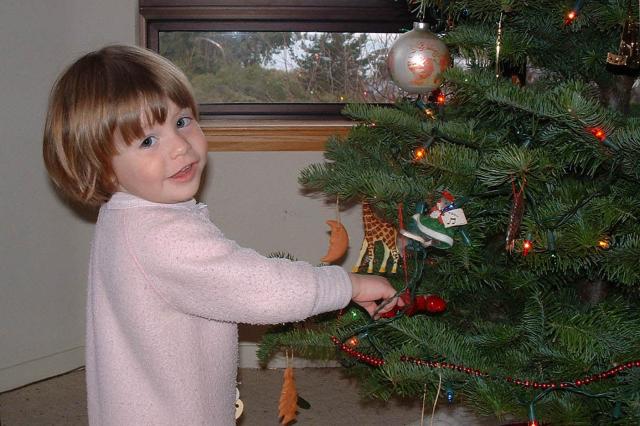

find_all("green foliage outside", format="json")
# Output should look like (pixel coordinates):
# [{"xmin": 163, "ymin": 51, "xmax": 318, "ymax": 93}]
[
  {"xmin": 160, "ymin": 31, "xmax": 398, "ymax": 104},
  {"xmin": 259, "ymin": 1, "xmax": 640, "ymax": 424}
]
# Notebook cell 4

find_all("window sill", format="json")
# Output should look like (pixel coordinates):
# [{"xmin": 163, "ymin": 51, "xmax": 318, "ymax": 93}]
[{"xmin": 201, "ymin": 119, "xmax": 353, "ymax": 151}]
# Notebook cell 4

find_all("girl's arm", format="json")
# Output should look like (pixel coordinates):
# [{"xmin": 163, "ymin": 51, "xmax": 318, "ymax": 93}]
[{"xmin": 125, "ymin": 207, "xmax": 353, "ymax": 324}]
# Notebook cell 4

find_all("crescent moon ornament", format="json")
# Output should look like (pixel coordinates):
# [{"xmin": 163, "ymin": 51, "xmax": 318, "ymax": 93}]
[{"xmin": 321, "ymin": 220, "xmax": 349, "ymax": 263}]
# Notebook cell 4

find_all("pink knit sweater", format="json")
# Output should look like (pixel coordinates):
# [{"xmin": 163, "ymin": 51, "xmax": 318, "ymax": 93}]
[{"xmin": 86, "ymin": 192, "xmax": 352, "ymax": 425}]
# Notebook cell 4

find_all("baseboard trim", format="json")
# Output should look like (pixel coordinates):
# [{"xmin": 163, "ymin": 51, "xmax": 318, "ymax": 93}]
[
  {"xmin": 0, "ymin": 346, "xmax": 85, "ymax": 393},
  {"xmin": 239, "ymin": 342, "xmax": 339, "ymax": 369},
  {"xmin": 0, "ymin": 343, "xmax": 335, "ymax": 392}
]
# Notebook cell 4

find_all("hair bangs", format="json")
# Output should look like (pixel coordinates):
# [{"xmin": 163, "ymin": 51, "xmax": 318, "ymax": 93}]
[
  {"xmin": 112, "ymin": 74, "xmax": 197, "ymax": 146},
  {"xmin": 114, "ymin": 94, "xmax": 167, "ymax": 146}
]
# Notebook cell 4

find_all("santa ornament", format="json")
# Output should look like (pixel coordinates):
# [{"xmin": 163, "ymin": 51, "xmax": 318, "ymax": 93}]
[{"xmin": 400, "ymin": 194, "xmax": 466, "ymax": 250}]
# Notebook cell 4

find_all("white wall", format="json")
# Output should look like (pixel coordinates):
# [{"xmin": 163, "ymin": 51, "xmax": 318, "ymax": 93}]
[
  {"xmin": 200, "ymin": 152, "xmax": 363, "ymax": 358},
  {"xmin": 0, "ymin": 1, "xmax": 364, "ymax": 391},
  {"xmin": 0, "ymin": 0, "xmax": 137, "ymax": 392}
]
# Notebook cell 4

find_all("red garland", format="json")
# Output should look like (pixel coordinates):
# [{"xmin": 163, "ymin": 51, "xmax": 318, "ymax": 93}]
[{"xmin": 331, "ymin": 336, "xmax": 640, "ymax": 388}]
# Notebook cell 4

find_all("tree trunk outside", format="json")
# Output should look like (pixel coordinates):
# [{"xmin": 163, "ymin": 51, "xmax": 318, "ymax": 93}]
[
  {"xmin": 600, "ymin": 73, "xmax": 637, "ymax": 114},
  {"xmin": 577, "ymin": 279, "xmax": 609, "ymax": 305}
]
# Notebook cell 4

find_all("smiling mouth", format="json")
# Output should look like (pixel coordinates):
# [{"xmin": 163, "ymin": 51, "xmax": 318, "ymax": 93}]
[{"xmin": 170, "ymin": 163, "xmax": 196, "ymax": 180}]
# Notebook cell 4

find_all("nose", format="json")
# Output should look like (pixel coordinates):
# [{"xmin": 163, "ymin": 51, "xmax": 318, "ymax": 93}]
[{"xmin": 169, "ymin": 133, "xmax": 190, "ymax": 159}]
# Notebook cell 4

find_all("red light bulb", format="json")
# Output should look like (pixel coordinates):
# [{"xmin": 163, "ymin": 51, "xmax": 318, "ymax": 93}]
[
  {"xmin": 523, "ymin": 240, "xmax": 533, "ymax": 256},
  {"xmin": 564, "ymin": 10, "xmax": 577, "ymax": 24},
  {"xmin": 346, "ymin": 336, "xmax": 359, "ymax": 347},
  {"xmin": 588, "ymin": 127, "xmax": 607, "ymax": 142}
]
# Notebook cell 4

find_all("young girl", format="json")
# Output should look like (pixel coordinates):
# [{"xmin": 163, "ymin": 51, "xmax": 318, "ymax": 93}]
[{"xmin": 43, "ymin": 44, "xmax": 401, "ymax": 425}]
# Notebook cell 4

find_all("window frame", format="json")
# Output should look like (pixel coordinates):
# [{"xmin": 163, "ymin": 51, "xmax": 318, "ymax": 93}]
[
  {"xmin": 139, "ymin": 0, "xmax": 412, "ymax": 150},
  {"xmin": 140, "ymin": 0, "xmax": 412, "ymax": 119}
]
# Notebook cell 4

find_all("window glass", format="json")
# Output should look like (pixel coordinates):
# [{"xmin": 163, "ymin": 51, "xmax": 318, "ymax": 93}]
[
  {"xmin": 159, "ymin": 31, "xmax": 402, "ymax": 105},
  {"xmin": 142, "ymin": 0, "xmax": 412, "ymax": 117}
]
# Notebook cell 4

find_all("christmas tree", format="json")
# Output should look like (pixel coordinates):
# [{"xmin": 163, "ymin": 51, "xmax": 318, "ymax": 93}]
[{"xmin": 259, "ymin": 0, "xmax": 640, "ymax": 424}]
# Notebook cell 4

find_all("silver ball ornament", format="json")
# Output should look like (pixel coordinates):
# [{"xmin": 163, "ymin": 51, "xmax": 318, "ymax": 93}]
[{"xmin": 387, "ymin": 22, "xmax": 450, "ymax": 94}]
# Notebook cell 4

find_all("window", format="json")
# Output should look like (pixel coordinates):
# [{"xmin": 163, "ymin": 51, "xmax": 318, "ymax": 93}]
[
  {"xmin": 159, "ymin": 31, "xmax": 401, "ymax": 106},
  {"xmin": 139, "ymin": 0, "xmax": 412, "ymax": 149}
]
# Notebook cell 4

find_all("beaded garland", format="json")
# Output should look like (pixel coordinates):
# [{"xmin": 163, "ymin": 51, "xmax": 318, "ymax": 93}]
[
  {"xmin": 331, "ymin": 336, "xmax": 640, "ymax": 389},
  {"xmin": 331, "ymin": 336, "xmax": 385, "ymax": 367}
]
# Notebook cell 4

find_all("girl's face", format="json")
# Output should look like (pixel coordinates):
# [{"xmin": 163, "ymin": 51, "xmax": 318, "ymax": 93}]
[{"xmin": 111, "ymin": 100, "xmax": 208, "ymax": 204}]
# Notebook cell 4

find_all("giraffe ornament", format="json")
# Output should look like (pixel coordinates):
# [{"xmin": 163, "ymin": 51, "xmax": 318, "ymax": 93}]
[{"xmin": 352, "ymin": 202, "xmax": 400, "ymax": 274}]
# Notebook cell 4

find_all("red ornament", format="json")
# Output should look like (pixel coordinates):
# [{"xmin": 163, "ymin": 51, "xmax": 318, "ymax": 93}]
[
  {"xmin": 424, "ymin": 294, "xmax": 447, "ymax": 313},
  {"xmin": 380, "ymin": 291, "xmax": 447, "ymax": 318}
]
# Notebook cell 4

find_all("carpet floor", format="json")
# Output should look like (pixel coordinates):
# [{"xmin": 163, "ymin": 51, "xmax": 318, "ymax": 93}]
[{"xmin": 0, "ymin": 368, "xmax": 500, "ymax": 425}]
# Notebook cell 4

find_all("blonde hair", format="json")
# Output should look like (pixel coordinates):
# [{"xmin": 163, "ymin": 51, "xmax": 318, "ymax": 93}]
[{"xmin": 43, "ymin": 44, "xmax": 198, "ymax": 206}]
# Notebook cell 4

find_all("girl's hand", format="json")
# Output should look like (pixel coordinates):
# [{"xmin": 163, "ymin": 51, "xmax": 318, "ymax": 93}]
[{"xmin": 349, "ymin": 273, "xmax": 403, "ymax": 319}]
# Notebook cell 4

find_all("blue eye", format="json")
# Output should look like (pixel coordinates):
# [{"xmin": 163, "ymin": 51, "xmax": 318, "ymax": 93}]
[
  {"xmin": 139, "ymin": 136, "xmax": 157, "ymax": 149},
  {"xmin": 177, "ymin": 117, "xmax": 192, "ymax": 129}
]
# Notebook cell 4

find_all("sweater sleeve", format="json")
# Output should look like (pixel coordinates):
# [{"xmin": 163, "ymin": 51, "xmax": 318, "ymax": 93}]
[{"xmin": 122, "ymin": 207, "xmax": 352, "ymax": 324}]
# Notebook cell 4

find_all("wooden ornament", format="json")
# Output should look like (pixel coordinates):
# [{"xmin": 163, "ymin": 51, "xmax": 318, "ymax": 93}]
[
  {"xmin": 321, "ymin": 220, "xmax": 349, "ymax": 263},
  {"xmin": 352, "ymin": 202, "xmax": 400, "ymax": 274},
  {"xmin": 234, "ymin": 387, "xmax": 244, "ymax": 420},
  {"xmin": 278, "ymin": 366, "xmax": 298, "ymax": 425},
  {"xmin": 321, "ymin": 197, "xmax": 349, "ymax": 264}
]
